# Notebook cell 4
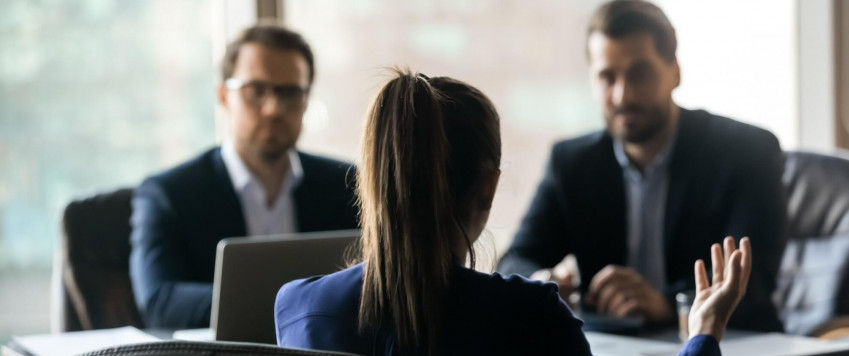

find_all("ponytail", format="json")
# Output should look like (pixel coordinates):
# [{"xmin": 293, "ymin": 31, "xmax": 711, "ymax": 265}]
[
  {"xmin": 357, "ymin": 70, "xmax": 501, "ymax": 355},
  {"xmin": 358, "ymin": 70, "xmax": 459, "ymax": 355}
]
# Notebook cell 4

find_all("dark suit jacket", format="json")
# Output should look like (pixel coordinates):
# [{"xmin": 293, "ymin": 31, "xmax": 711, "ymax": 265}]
[
  {"xmin": 498, "ymin": 108, "xmax": 787, "ymax": 332},
  {"xmin": 129, "ymin": 147, "xmax": 359, "ymax": 328},
  {"xmin": 275, "ymin": 263, "xmax": 590, "ymax": 355},
  {"xmin": 274, "ymin": 263, "xmax": 719, "ymax": 356}
]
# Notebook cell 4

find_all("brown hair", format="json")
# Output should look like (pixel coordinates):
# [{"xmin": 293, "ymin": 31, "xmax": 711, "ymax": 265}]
[
  {"xmin": 221, "ymin": 25, "xmax": 315, "ymax": 84},
  {"xmin": 587, "ymin": 0, "xmax": 677, "ymax": 62},
  {"xmin": 356, "ymin": 70, "xmax": 500, "ymax": 355}
]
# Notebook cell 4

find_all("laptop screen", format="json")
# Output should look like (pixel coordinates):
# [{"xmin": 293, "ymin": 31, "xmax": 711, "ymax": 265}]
[{"xmin": 211, "ymin": 229, "xmax": 360, "ymax": 344}]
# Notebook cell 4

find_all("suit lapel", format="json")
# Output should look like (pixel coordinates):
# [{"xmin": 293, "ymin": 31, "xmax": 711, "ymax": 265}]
[
  {"xmin": 592, "ymin": 134, "xmax": 629, "ymax": 264},
  {"xmin": 664, "ymin": 109, "xmax": 698, "ymax": 249},
  {"xmin": 211, "ymin": 148, "xmax": 248, "ymax": 237},
  {"xmin": 293, "ymin": 151, "xmax": 312, "ymax": 232}
]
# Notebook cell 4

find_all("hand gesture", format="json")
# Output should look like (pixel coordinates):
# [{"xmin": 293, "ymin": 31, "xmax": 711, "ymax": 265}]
[{"xmin": 688, "ymin": 236, "xmax": 752, "ymax": 341}]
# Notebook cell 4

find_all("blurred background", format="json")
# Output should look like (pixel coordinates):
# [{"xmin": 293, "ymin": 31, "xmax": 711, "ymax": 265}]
[{"xmin": 1, "ymin": 0, "xmax": 846, "ymax": 343}]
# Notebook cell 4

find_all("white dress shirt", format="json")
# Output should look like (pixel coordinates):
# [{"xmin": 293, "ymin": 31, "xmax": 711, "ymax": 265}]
[{"xmin": 221, "ymin": 141, "xmax": 303, "ymax": 236}]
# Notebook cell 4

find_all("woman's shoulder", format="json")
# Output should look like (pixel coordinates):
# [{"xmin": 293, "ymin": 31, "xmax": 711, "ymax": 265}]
[
  {"xmin": 453, "ymin": 267, "xmax": 581, "ymax": 323},
  {"xmin": 446, "ymin": 267, "xmax": 589, "ymax": 354},
  {"xmin": 456, "ymin": 267, "xmax": 555, "ymax": 296},
  {"xmin": 275, "ymin": 264, "xmax": 364, "ymax": 321}
]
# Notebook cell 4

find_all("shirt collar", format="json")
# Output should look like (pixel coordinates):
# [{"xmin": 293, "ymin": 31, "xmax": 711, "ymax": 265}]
[
  {"xmin": 221, "ymin": 140, "xmax": 303, "ymax": 194},
  {"xmin": 287, "ymin": 149, "xmax": 304, "ymax": 188},
  {"xmin": 613, "ymin": 126, "xmax": 679, "ymax": 172}
]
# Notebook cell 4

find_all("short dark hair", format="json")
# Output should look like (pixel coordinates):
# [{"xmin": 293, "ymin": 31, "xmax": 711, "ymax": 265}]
[
  {"xmin": 221, "ymin": 25, "xmax": 315, "ymax": 84},
  {"xmin": 587, "ymin": 0, "xmax": 677, "ymax": 62}
]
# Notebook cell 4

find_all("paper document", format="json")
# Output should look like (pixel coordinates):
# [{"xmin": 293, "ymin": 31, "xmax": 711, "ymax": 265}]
[
  {"xmin": 585, "ymin": 331, "xmax": 681, "ymax": 356},
  {"xmin": 172, "ymin": 328, "xmax": 214, "ymax": 341},
  {"xmin": 11, "ymin": 326, "xmax": 160, "ymax": 356},
  {"xmin": 720, "ymin": 333, "xmax": 849, "ymax": 356}
]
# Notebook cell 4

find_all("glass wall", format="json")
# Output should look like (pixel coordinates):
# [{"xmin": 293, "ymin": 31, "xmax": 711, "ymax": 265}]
[
  {"xmin": 285, "ymin": 0, "xmax": 797, "ymax": 265},
  {"xmin": 0, "ymin": 0, "xmax": 216, "ymax": 341},
  {"xmin": 286, "ymin": 0, "xmax": 607, "ymax": 267},
  {"xmin": 657, "ymin": 0, "xmax": 797, "ymax": 148},
  {"xmin": 0, "ymin": 0, "xmax": 798, "ymax": 342}
]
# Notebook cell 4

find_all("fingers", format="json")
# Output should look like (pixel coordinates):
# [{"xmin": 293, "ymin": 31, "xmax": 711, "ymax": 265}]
[
  {"xmin": 604, "ymin": 288, "xmax": 629, "ymax": 315},
  {"xmin": 530, "ymin": 269, "xmax": 552, "ymax": 282},
  {"xmin": 544, "ymin": 253, "xmax": 580, "ymax": 287},
  {"xmin": 588, "ymin": 265, "xmax": 616, "ymax": 297},
  {"xmin": 595, "ymin": 276, "xmax": 634, "ymax": 313},
  {"xmin": 717, "ymin": 237, "xmax": 750, "ymax": 296},
  {"xmin": 598, "ymin": 281, "xmax": 642, "ymax": 315},
  {"xmin": 551, "ymin": 264, "xmax": 577, "ymax": 296},
  {"xmin": 551, "ymin": 272, "xmax": 573, "ymax": 287},
  {"xmin": 588, "ymin": 265, "xmax": 637, "ymax": 302},
  {"xmin": 553, "ymin": 254, "xmax": 580, "ymax": 286},
  {"xmin": 723, "ymin": 236, "xmax": 736, "ymax": 264},
  {"xmin": 739, "ymin": 237, "xmax": 752, "ymax": 292},
  {"xmin": 611, "ymin": 298, "xmax": 642, "ymax": 318},
  {"xmin": 531, "ymin": 268, "xmax": 578, "ymax": 299},
  {"xmin": 724, "ymin": 250, "xmax": 743, "ymax": 294},
  {"xmin": 710, "ymin": 243, "xmax": 724, "ymax": 285},
  {"xmin": 694, "ymin": 259, "xmax": 709, "ymax": 292}
]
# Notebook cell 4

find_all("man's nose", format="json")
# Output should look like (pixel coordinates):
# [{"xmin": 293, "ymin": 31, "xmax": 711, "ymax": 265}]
[
  {"xmin": 260, "ymin": 94, "xmax": 286, "ymax": 117},
  {"xmin": 611, "ymin": 78, "xmax": 636, "ymax": 107}
]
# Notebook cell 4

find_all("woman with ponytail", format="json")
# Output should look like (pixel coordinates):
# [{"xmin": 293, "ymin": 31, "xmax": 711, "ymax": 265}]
[{"xmin": 274, "ymin": 70, "xmax": 750, "ymax": 356}]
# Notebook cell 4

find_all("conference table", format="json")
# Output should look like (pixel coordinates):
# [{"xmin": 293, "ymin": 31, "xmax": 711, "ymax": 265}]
[
  {"xmin": 585, "ymin": 328, "xmax": 849, "ymax": 356},
  {"xmin": 6, "ymin": 326, "xmax": 849, "ymax": 356}
]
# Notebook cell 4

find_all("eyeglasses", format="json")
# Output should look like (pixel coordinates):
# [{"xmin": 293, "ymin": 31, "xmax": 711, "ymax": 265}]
[{"xmin": 224, "ymin": 78, "xmax": 309, "ymax": 111}]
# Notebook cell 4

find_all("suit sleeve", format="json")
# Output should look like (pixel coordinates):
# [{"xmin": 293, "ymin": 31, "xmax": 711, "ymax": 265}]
[
  {"xmin": 533, "ymin": 283, "xmax": 592, "ymax": 355},
  {"xmin": 498, "ymin": 145, "xmax": 574, "ymax": 277},
  {"xmin": 722, "ymin": 132, "xmax": 787, "ymax": 332},
  {"xmin": 129, "ymin": 178, "xmax": 213, "ymax": 328},
  {"xmin": 678, "ymin": 335, "xmax": 721, "ymax": 356},
  {"xmin": 527, "ymin": 283, "xmax": 721, "ymax": 356}
]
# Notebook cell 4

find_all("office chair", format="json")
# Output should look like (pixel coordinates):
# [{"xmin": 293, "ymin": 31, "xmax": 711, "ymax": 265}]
[
  {"xmin": 58, "ymin": 188, "xmax": 144, "ymax": 331},
  {"xmin": 79, "ymin": 340, "xmax": 363, "ymax": 356},
  {"xmin": 778, "ymin": 150, "xmax": 849, "ymax": 337}
]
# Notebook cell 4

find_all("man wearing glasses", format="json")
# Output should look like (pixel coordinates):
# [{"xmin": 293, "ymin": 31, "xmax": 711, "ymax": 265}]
[{"xmin": 130, "ymin": 26, "xmax": 359, "ymax": 328}]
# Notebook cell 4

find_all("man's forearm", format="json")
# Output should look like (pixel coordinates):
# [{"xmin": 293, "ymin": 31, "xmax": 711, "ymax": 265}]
[
  {"xmin": 144, "ymin": 282, "xmax": 213, "ymax": 328},
  {"xmin": 497, "ymin": 250, "xmax": 545, "ymax": 277}
]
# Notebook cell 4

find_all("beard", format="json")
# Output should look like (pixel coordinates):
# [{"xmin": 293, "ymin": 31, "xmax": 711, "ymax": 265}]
[
  {"xmin": 253, "ymin": 129, "xmax": 299, "ymax": 164},
  {"xmin": 260, "ymin": 149, "xmax": 286, "ymax": 163},
  {"xmin": 606, "ymin": 103, "xmax": 671, "ymax": 143},
  {"xmin": 257, "ymin": 144, "xmax": 289, "ymax": 164}
]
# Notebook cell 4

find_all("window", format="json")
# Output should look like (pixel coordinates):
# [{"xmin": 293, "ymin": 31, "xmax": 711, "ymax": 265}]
[
  {"xmin": 0, "ymin": 0, "xmax": 216, "ymax": 340},
  {"xmin": 656, "ymin": 0, "xmax": 797, "ymax": 148},
  {"xmin": 284, "ymin": 0, "xmax": 798, "ymax": 264},
  {"xmin": 0, "ymin": 0, "xmax": 804, "ymax": 341},
  {"xmin": 285, "ymin": 1, "xmax": 608, "ymax": 264}
]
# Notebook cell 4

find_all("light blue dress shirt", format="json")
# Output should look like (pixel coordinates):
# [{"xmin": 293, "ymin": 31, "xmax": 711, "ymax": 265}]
[{"xmin": 612, "ymin": 132, "xmax": 677, "ymax": 291}]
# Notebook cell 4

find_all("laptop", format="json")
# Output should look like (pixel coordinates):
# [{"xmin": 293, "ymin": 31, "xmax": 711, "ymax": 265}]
[{"xmin": 210, "ymin": 229, "xmax": 360, "ymax": 344}]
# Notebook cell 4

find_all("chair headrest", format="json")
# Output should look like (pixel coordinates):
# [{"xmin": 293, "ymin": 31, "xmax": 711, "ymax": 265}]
[{"xmin": 783, "ymin": 150, "xmax": 849, "ymax": 238}]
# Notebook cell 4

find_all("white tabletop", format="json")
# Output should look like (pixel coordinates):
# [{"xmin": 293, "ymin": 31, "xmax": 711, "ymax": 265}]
[{"xmin": 585, "ymin": 330, "xmax": 849, "ymax": 356}]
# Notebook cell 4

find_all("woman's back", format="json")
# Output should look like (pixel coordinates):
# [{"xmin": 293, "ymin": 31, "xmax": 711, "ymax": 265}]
[
  {"xmin": 274, "ymin": 71, "xmax": 730, "ymax": 356},
  {"xmin": 275, "ymin": 264, "xmax": 590, "ymax": 355}
]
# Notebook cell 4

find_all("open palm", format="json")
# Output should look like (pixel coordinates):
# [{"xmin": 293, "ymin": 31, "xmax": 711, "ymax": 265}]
[{"xmin": 688, "ymin": 236, "xmax": 752, "ymax": 341}]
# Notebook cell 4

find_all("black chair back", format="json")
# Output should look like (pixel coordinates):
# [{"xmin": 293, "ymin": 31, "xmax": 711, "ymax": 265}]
[
  {"xmin": 59, "ymin": 188, "xmax": 144, "ymax": 331},
  {"xmin": 779, "ymin": 150, "xmax": 849, "ymax": 335},
  {"xmin": 80, "ymin": 341, "xmax": 363, "ymax": 356}
]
